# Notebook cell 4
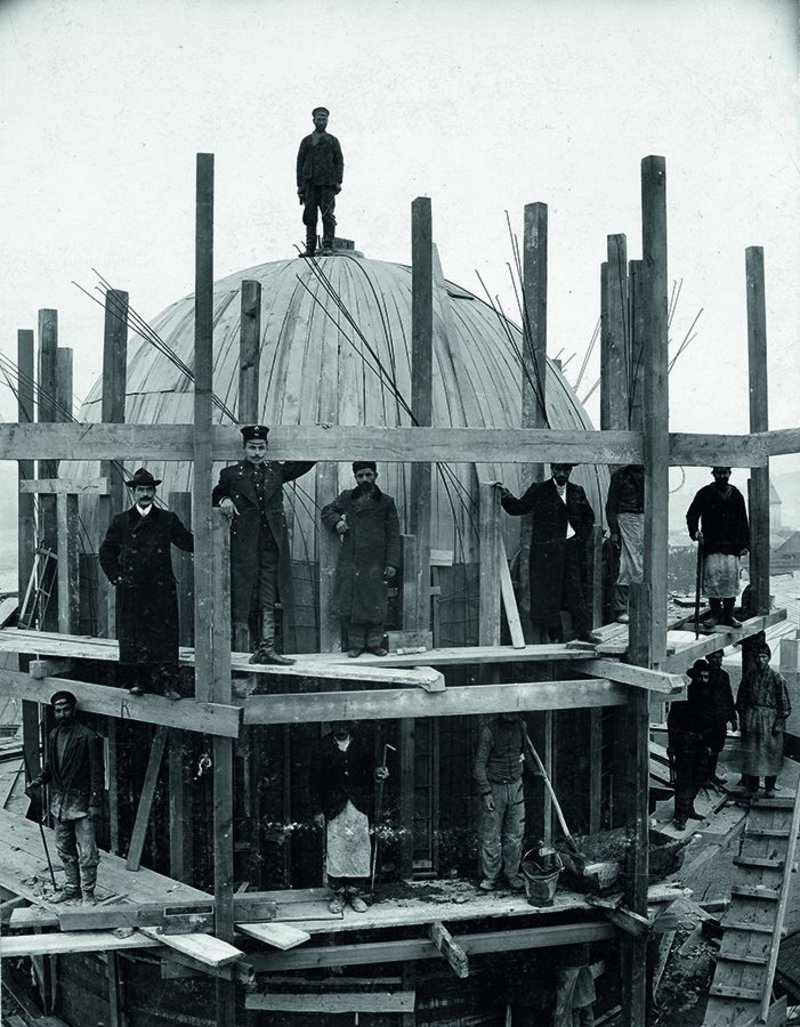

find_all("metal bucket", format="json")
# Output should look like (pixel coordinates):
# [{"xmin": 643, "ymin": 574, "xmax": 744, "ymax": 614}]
[{"xmin": 522, "ymin": 849, "xmax": 563, "ymax": 907}]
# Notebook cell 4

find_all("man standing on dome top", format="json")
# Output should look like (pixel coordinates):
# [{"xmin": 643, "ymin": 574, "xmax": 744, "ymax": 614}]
[
  {"xmin": 297, "ymin": 106, "xmax": 344, "ymax": 258},
  {"xmin": 213, "ymin": 425, "xmax": 315, "ymax": 665},
  {"xmin": 686, "ymin": 467, "xmax": 750, "ymax": 629}
]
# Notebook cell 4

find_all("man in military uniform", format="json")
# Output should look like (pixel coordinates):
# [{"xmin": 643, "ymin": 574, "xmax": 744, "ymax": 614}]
[
  {"xmin": 296, "ymin": 106, "xmax": 344, "ymax": 257},
  {"xmin": 212, "ymin": 425, "xmax": 314, "ymax": 664}
]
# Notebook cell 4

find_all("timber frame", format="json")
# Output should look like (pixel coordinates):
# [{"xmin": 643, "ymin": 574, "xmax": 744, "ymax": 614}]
[{"xmin": 1, "ymin": 152, "xmax": 796, "ymax": 1027}]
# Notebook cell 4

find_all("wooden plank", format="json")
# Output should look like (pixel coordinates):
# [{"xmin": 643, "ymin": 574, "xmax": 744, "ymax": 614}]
[
  {"xmin": 716, "ymin": 953, "xmax": 769, "ymax": 967},
  {"xmin": 0, "ymin": 932, "xmax": 160, "ymax": 957},
  {"xmin": 734, "ymin": 856, "xmax": 784, "ymax": 870},
  {"xmin": 746, "ymin": 246, "xmax": 771, "ymax": 621},
  {"xmin": 720, "ymin": 921, "xmax": 778, "ymax": 935},
  {"xmin": 659, "ymin": 610, "xmax": 787, "ymax": 671},
  {"xmin": 107, "ymin": 950, "xmax": 122, "ymax": 1027},
  {"xmin": 19, "ymin": 477, "xmax": 110, "ymax": 494},
  {"xmin": 137, "ymin": 926, "xmax": 243, "ymax": 967},
  {"xmin": 409, "ymin": 196, "xmax": 433, "ymax": 633},
  {"xmin": 246, "ymin": 991, "xmax": 415, "ymax": 1013},
  {"xmin": 0, "ymin": 420, "xmax": 782, "ymax": 467},
  {"xmin": 236, "ymin": 921, "xmax": 310, "ymax": 950},
  {"xmin": 730, "ymin": 885, "xmax": 780, "ymax": 901},
  {"xmin": 51, "ymin": 896, "xmax": 279, "ymax": 932},
  {"xmin": 17, "ymin": 331, "xmax": 38, "ymax": 779},
  {"xmin": 600, "ymin": 235, "xmax": 629, "ymax": 432},
  {"xmin": 429, "ymin": 921, "xmax": 469, "ymax": 978},
  {"xmin": 248, "ymin": 922, "xmax": 616, "ymax": 972},
  {"xmin": 29, "ymin": 659, "xmax": 74, "ymax": 679},
  {"xmin": 239, "ymin": 280, "xmax": 261, "ymax": 421},
  {"xmin": 499, "ymin": 535, "xmax": 525, "ymax": 648},
  {"xmin": 56, "ymin": 492, "xmax": 80, "ymax": 633},
  {"xmin": 572, "ymin": 658, "xmax": 684, "ymax": 694},
  {"xmin": 478, "ymin": 484, "xmax": 501, "ymax": 646},
  {"xmin": 126, "ymin": 725, "xmax": 169, "ymax": 871},
  {"xmin": 37, "ymin": 309, "xmax": 59, "ymax": 634},
  {"xmin": 709, "ymin": 984, "xmax": 762, "ymax": 1001},
  {"xmin": 0, "ymin": 669, "xmax": 242, "ymax": 737},
  {"xmin": 243, "ymin": 678, "xmax": 627, "ymax": 725}
]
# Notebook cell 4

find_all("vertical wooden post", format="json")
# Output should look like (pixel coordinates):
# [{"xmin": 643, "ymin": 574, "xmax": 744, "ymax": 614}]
[
  {"xmin": 236, "ymin": 280, "xmax": 262, "ymax": 653},
  {"xmin": 191, "ymin": 153, "xmax": 235, "ymax": 1026},
  {"xmin": 168, "ymin": 492, "xmax": 194, "ymax": 882},
  {"xmin": 17, "ymin": 329, "xmax": 40, "ymax": 779},
  {"xmin": 519, "ymin": 204, "xmax": 548, "ymax": 638},
  {"xmin": 746, "ymin": 247, "xmax": 770, "ymax": 618},
  {"xmin": 600, "ymin": 235, "xmax": 629, "ymax": 432},
  {"xmin": 622, "ymin": 155, "xmax": 670, "ymax": 1027},
  {"xmin": 54, "ymin": 349, "xmax": 80, "ymax": 634},
  {"xmin": 100, "ymin": 288, "xmax": 129, "ymax": 639},
  {"xmin": 478, "ymin": 486, "xmax": 502, "ymax": 646},
  {"xmin": 628, "ymin": 261, "xmax": 645, "ymax": 434},
  {"xmin": 37, "ymin": 309, "xmax": 58, "ymax": 631},
  {"xmin": 410, "ymin": 197, "xmax": 433, "ymax": 632}
]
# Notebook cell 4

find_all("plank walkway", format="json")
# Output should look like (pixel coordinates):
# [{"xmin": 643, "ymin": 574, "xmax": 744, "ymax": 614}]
[{"xmin": 702, "ymin": 785, "xmax": 800, "ymax": 1026}]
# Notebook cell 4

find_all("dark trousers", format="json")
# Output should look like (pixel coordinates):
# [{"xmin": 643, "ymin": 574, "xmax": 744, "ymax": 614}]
[
  {"xmin": 673, "ymin": 748, "xmax": 708, "ymax": 817},
  {"xmin": 560, "ymin": 538, "xmax": 592, "ymax": 639},
  {"xmin": 121, "ymin": 662, "xmax": 179, "ymax": 695},
  {"xmin": 302, "ymin": 185, "xmax": 337, "ymax": 251}
]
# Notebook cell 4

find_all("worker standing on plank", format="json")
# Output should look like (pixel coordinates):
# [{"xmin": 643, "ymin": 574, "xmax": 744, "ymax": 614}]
[
  {"xmin": 311, "ymin": 720, "xmax": 389, "ymax": 913},
  {"xmin": 736, "ymin": 642, "xmax": 791, "ymax": 798},
  {"xmin": 688, "ymin": 650, "xmax": 737, "ymax": 787},
  {"xmin": 25, "ymin": 691, "xmax": 104, "ymax": 905},
  {"xmin": 474, "ymin": 713, "xmax": 536, "ymax": 891}
]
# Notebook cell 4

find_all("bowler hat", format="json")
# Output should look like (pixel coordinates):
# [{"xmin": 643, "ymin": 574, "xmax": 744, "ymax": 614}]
[
  {"xmin": 125, "ymin": 468, "xmax": 162, "ymax": 488},
  {"xmin": 241, "ymin": 425, "xmax": 270, "ymax": 443}
]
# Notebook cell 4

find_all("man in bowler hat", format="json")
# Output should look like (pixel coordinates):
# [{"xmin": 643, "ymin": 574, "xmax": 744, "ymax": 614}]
[
  {"xmin": 297, "ymin": 106, "xmax": 344, "ymax": 257},
  {"xmin": 100, "ymin": 469, "xmax": 194, "ymax": 699},
  {"xmin": 212, "ymin": 425, "xmax": 314, "ymax": 664}
]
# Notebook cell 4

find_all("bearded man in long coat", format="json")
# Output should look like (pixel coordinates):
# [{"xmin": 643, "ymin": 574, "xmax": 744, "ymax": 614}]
[
  {"xmin": 212, "ymin": 425, "xmax": 314, "ymax": 664},
  {"xmin": 736, "ymin": 642, "xmax": 791, "ymax": 798},
  {"xmin": 495, "ymin": 463, "xmax": 599, "ymax": 644},
  {"xmin": 321, "ymin": 461, "xmax": 400, "ymax": 657},
  {"xmin": 99, "ymin": 468, "xmax": 194, "ymax": 698}
]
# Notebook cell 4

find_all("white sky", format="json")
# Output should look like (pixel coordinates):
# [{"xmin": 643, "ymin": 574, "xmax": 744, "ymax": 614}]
[{"xmin": 0, "ymin": 0, "xmax": 797, "ymax": 486}]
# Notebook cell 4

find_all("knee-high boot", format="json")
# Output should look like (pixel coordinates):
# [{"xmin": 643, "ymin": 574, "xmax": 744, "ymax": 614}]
[{"xmin": 250, "ymin": 607, "xmax": 295, "ymax": 666}]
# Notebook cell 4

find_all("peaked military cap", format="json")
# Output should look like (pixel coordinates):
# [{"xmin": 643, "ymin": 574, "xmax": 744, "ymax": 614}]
[
  {"xmin": 240, "ymin": 425, "xmax": 270, "ymax": 443},
  {"xmin": 352, "ymin": 461, "xmax": 377, "ymax": 474},
  {"xmin": 312, "ymin": 106, "xmax": 330, "ymax": 117},
  {"xmin": 125, "ymin": 468, "xmax": 162, "ymax": 488}
]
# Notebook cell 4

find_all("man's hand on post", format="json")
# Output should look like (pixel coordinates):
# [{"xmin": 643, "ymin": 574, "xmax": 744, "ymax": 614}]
[
  {"xmin": 313, "ymin": 812, "xmax": 325, "ymax": 829},
  {"xmin": 219, "ymin": 498, "xmax": 238, "ymax": 522},
  {"xmin": 375, "ymin": 766, "xmax": 389, "ymax": 782},
  {"xmin": 336, "ymin": 517, "xmax": 349, "ymax": 535},
  {"xmin": 482, "ymin": 793, "xmax": 495, "ymax": 813},
  {"xmin": 384, "ymin": 565, "xmax": 396, "ymax": 580}
]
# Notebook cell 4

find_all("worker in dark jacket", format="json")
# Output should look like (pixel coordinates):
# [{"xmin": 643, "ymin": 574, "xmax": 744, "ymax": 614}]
[
  {"xmin": 667, "ymin": 694, "xmax": 710, "ymax": 831},
  {"xmin": 474, "ymin": 714, "xmax": 535, "ymax": 891},
  {"xmin": 495, "ymin": 464, "xmax": 600, "ymax": 643},
  {"xmin": 605, "ymin": 464, "xmax": 644, "ymax": 623},
  {"xmin": 321, "ymin": 462, "xmax": 401, "ymax": 657},
  {"xmin": 311, "ymin": 721, "xmax": 388, "ymax": 913},
  {"xmin": 686, "ymin": 467, "xmax": 749, "ymax": 628},
  {"xmin": 99, "ymin": 468, "xmax": 194, "ymax": 699},
  {"xmin": 688, "ymin": 651, "xmax": 737, "ymax": 786},
  {"xmin": 26, "ymin": 691, "xmax": 104, "ymax": 904},
  {"xmin": 736, "ymin": 642, "xmax": 791, "ymax": 798},
  {"xmin": 296, "ymin": 106, "xmax": 344, "ymax": 257},
  {"xmin": 212, "ymin": 425, "xmax": 314, "ymax": 664}
]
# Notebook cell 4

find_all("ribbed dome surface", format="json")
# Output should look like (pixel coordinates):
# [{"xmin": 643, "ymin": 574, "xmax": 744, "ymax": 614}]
[{"xmin": 78, "ymin": 253, "xmax": 607, "ymax": 563}]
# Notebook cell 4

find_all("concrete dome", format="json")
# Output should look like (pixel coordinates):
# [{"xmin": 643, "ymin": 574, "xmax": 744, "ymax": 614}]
[{"xmin": 77, "ymin": 251, "xmax": 607, "ymax": 607}]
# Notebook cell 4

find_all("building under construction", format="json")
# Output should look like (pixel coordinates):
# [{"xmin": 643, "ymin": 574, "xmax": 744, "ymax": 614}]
[{"xmin": 0, "ymin": 154, "xmax": 798, "ymax": 1027}]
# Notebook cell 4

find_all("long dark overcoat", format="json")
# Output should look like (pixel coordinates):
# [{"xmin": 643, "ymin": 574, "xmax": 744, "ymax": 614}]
[
  {"xmin": 321, "ymin": 487, "xmax": 401, "ymax": 624},
  {"xmin": 501, "ymin": 479, "xmax": 595, "ymax": 626},
  {"xmin": 99, "ymin": 506, "xmax": 194, "ymax": 665},
  {"xmin": 212, "ymin": 460, "xmax": 314, "ymax": 624},
  {"xmin": 686, "ymin": 484, "xmax": 749, "ymax": 555}
]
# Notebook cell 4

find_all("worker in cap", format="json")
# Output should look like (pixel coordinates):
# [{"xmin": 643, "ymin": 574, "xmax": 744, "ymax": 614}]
[
  {"xmin": 321, "ymin": 461, "xmax": 400, "ymax": 657},
  {"xmin": 493, "ymin": 464, "xmax": 601, "ymax": 644},
  {"xmin": 296, "ymin": 106, "xmax": 344, "ymax": 258},
  {"xmin": 686, "ymin": 467, "xmax": 750, "ymax": 629},
  {"xmin": 26, "ymin": 691, "xmax": 104, "ymax": 904},
  {"xmin": 736, "ymin": 642, "xmax": 791, "ymax": 798},
  {"xmin": 100, "ymin": 468, "xmax": 194, "ymax": 699},
  {"xmin": 689, "ymin": 649, "xmax": 737, "ymax": 787},
  {"xmin": 212, "ymin": 426, "xmax": 315, "ymax": 664},
  {"xmin": 605, "ymin": 464, "xmax": 644, "ymax": 623}
]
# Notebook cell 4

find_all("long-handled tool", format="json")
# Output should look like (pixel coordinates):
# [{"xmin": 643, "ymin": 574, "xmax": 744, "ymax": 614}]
[
  {"xmin": 370, "ymin": 742, "xmax": 396, "ymax": 901},
  {"xmin": 522, "ymin": 731, "xmax": 581, "ymax": 857},
  {"xmin": 694, "ymin": 540, "xmax": 704, "ymax": 639},
  {"xmin": 21, "ymin": 749, "xmax": 57, "ymax": 890}
]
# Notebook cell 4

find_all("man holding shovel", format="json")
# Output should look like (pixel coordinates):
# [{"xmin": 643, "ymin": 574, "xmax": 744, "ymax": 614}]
[
  {"xmin": 311, "ymin": 721, "xmax": 389, "ymax": 913},
  {"xmin": 474, "ymin": 713, "xmax": 536, "ymax": 891},
  {"xmin": 25, "ymin": 691, "xmax": 104, "ymax": 905}
]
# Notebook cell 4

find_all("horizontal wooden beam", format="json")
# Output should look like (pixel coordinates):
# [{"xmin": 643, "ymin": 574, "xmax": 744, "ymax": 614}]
[
  {"xmin": 19, "ymin": 477, "xmax": 110, "ymax": 495},
  {"xmin": 249, "ymin": 922, "xmax": 616, "ymax": 972},
  {"xmin": 0, "ymin": 930, "xmax": 160, "ymax": 958},
  {"xmin": 0, "ymin": 422, "xmax": 791, "ymax": 465},
  {"xmin": 570, "ymin": 659, "xmax": 685, "ymax": 694},
  {"xmin": 242, "ymin": 678, "xmax": 628, "ymax": 725},
  {"xmin": 0, "ymin": 669, "xmax": 242, "ymax": 738},
  {"xmin": 660, "ymin": 610, "xmax": 787, "ymax": 672},
  {"xmin": 246, "ymin": 991, "xmax": 415, "ymax": 1013}
]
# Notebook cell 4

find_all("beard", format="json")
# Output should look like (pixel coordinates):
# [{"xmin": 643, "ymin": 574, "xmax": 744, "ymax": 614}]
[{"xmin": 354, "ymin": 481, "xmax": 376, "ymax": 496}]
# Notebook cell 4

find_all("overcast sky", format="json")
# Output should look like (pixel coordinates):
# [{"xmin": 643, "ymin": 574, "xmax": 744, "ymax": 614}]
[{"xmin": 0, "ymin": 0, "xmax": 797, "ymax": 501}]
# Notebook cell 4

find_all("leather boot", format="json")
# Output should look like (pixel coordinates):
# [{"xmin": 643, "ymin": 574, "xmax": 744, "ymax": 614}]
[
  {"xmin": 722, "ymin": 598, "xmax": 742, "ymax": 629},
  {"xmin": 250, "ymin": 608, "xmax": 295, "ymax": 665}
]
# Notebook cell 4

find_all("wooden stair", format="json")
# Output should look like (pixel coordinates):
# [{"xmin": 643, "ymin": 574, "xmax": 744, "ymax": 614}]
[{"xmin": 702, "ymin": 780, "xmax": 800, "ymax": 1026}]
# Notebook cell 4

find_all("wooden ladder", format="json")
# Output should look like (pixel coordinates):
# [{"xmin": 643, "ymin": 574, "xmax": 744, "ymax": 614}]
[{"xmin": 702, "ymin": 777, "xmax": 800, "ymax": 1026}]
